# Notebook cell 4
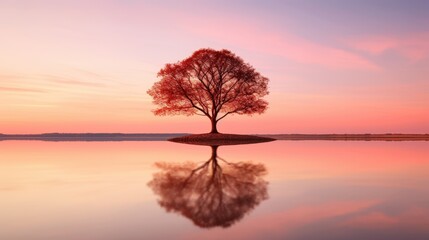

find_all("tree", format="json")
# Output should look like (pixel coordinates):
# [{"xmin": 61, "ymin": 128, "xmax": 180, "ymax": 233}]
[
  {"xmin": 148, "ymin": 145, "xmax": 268, "ymax": 228},
  {"xmin": 147, "ymin": 48, "xmax": 269, "ymax": 133}
]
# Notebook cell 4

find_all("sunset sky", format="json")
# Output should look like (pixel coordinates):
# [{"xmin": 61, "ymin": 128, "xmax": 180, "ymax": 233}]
[{"xmin": 1, "ymin": 0, "xmax": 428, "ymax": 134}]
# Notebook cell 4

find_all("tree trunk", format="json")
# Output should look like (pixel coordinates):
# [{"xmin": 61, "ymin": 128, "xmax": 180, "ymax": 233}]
[
  {"xmin": 210, "ymin": 118, "xmax": 219, "ymax": 133},
  {"xmin": 210, "ymin": 145, "xmax": 219, "ymax": 174}
]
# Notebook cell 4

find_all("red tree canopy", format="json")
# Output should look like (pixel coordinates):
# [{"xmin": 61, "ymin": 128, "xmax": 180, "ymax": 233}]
[
  {"xmin": 147, "ymin": 48, "xmax": 269, "ymax": 133},
  {"xmin": 148, "ymin": 146, "xmax": 268, "ymax": 228}
]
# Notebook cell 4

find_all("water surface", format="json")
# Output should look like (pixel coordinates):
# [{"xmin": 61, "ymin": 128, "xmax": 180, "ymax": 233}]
[{"xmin": 1, "ymin": 140, "xmax": 429, "ymax": 240}]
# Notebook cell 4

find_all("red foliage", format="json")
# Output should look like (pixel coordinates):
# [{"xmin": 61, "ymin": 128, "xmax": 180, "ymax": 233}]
[
  {"xmin": 148, "ymin": 146, "xmax": 268, "ymax": 228},
  {"xmin": 147, "ymin": 48, "xmax": 269, "ymax": 133}
]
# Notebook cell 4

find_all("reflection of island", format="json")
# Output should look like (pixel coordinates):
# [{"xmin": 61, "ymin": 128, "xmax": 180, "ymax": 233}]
[{"xmin": 148, "ymin": 145, "xmax": 268, "ymax": 228}]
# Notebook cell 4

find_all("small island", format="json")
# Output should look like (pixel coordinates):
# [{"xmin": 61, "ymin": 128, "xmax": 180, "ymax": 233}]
[{"xmin": 169, "ymin": 133, "xmax": 275, "ymax": 146}]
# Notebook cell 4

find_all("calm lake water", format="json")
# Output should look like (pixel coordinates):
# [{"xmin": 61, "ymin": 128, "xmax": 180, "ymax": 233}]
[{"xmin": 1, "ymin": 140, "xmax": 429, "ymax": 240}]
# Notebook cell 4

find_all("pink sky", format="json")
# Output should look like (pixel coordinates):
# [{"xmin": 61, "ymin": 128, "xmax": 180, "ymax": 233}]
[{"xmin": 0, "ymin": 0, "xmax": 428, "ymax": 134}]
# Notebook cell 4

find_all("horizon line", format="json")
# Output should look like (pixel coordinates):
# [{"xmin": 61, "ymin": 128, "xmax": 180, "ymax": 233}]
[{"xmin": 1, "ymin": 132, "xmax": 429, "ymax": 135}]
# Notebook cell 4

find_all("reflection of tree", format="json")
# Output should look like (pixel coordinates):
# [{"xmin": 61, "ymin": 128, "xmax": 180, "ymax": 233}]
[{"xmin": 148, "ymin": 146, "xmax": 268, "ymax": 228}]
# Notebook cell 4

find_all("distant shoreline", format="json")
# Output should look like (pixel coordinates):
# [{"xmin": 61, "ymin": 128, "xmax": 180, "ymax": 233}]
[
  {"xmin": 0, "ymin": 133, "xmax": 428, "ymax": 141},
  {"xmin": 0, "ymin": 133, "xmax": 188, "ymax": 141},
  {"xmin": 261, "ymin": 134, "xmax": 429, "ymax": 141}
]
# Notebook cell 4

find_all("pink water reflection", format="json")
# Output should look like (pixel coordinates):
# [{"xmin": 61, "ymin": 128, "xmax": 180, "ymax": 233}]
[{"xmin": 1, "ymin": 140, "xmax": 429, "ymax": 239}]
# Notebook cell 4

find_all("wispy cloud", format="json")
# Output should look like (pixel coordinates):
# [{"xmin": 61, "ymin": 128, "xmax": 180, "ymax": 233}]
[
  {"xmin": 0, "ymin": 74, "xmax": 27, "ymax": 80},
  {"xmin": 0, "ymin": 86, "xmax": 45, "ymax": 93},
  {"xmin": 180, "ymin": 15, "xmax": 378, "ymax": 70},
  {"xmin": 340, "ymin": 212, "xmax": 398, "ymax": 228},
  {"xmin": 73, "ymin": 68, "xmax": 105, "ymax": 79},
  {"xmin": 345, "ymin": 32, "xmax": 429, "ymax": 62},
  {"xmin": 39, "ymin": 74, "xmax": 106, "ymax": 87},
  {"xmin": 47, "ymin": 78, "xmax": 105, "ymax": 87},
  {"xmin": 188, "ymin": 199, "xmax": 381, "ymax": 239}
]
